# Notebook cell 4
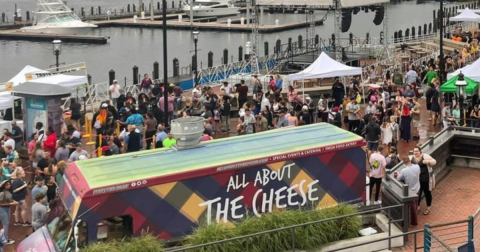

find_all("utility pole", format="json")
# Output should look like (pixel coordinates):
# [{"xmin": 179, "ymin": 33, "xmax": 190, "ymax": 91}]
[{"xmin": 439, "ymin": 0, "xmax": 445, "ymax": 83}]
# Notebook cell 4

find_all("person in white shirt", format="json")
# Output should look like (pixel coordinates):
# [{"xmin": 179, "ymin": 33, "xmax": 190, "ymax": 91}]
[
  {"xmin": 192, "ymin": 84, "xmax": 202, "ymax": 108},
  {"xmin": 109, "ymin": 79, "xmax": 122, "ymax": 107},
  {"xmin": 2, "ymin": 132, "xmax": 15, "ymax": 150},
  {"xmin": 220, "ymin": 81, "xmax": 234, "ymax": 100}
]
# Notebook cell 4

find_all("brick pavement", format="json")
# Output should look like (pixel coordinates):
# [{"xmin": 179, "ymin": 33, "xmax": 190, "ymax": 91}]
[{"xmin": 393, "ymin": 167, "xmax": 480, "ymax": 252}]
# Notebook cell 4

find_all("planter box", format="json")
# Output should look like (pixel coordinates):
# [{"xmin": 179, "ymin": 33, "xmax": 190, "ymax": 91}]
[{"xmin": 287, "ymin": 214, "xmax": 403, "ymax": 252}]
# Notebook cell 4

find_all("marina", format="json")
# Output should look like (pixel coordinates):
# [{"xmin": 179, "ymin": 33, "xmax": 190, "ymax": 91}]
[{"xmin": 93, "ymin": 15, "xmax": 324, "ymax": 33}]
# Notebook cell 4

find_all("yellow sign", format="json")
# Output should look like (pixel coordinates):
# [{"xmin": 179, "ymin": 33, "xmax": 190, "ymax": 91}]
[{"xmin": 5, "ymin": 82, "xmax": 13, "ymax": 91}]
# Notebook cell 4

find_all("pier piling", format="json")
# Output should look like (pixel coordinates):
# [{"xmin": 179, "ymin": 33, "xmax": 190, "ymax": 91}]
[
  {"xmin": 366, "ymin": 32, "xmax": 370, "ymax": 44},
  {"xmin": 288, "ymin": 37, "xmax": 292, "ymax": 52},
  {"xmin": 238, "ymin": 46, "xmax": 243, "ymax": 61},
  {"xmin": 298, "ymin": 35, "xmax": 303, "ymax": 49},
  {"xmin": 275, "ymin": 39, "xmax": 281, "ymax": 53},
  {"xmin": 153, "ymin": 61, "xmax": 159, "ymax": 79},
  {"xmin": 109, "ymin": 70, "xmax": 116, "ymax": 85},
  {"xmin": 133, "ymin": 66, "xmax": 139, "ymax": 84},
  {"xmin": 208, "ymin": 51, "xmax": 213, "ymax": 67},
  {"xmin": 173, "ymin": 58, "xmax": 179, "ymax": 77},
  {"xmin": 264, "ymin": 41, "xmax": 269, "ymax": 56},
  {"xmin": 223, "ymin": 49, "xmax": 228, "ymax": 64}
]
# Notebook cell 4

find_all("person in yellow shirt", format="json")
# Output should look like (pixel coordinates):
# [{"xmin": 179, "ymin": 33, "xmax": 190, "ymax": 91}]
[{"xmin": 162, "ymin": 132, "xmax": 177, "ymax": 148}]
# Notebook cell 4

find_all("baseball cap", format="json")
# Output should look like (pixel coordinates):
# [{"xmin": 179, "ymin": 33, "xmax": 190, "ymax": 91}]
[
  {"xmin": 113, "ymin": 79, "xmax": 118, "ymax": 83},
  {"xmin": 76, "ymin": 142, "xmax": 82, "ymax": 147},
  {"xmin": 334, "ymin": 106, "xmax": 339, "ymax": 112},
  {"xmin": 101, "ymin": 103, "xmax": 108, "ymax": 108},
  {"xmin": 306, "ymin": 97, "xmax": 311, "ymax": 100},
  {"xmin": 302, "ymin": 105, "xmax": 308, "ymax": 111}
]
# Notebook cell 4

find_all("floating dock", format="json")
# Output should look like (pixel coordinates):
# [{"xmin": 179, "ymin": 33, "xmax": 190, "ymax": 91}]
[
  {"xmin": 94, "ymin": 16, "xmax": 323, "ymax": 33},
  {"xmin": 0, "ymin": 30, "xmax": 108, "ymax": 44}
]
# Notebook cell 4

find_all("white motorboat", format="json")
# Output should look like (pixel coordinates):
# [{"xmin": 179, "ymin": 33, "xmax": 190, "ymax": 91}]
[
  {"xmin": 183, "ymin": 0, "xmax": 240, "ymax": 18},
  {"xmin": 21, "ymin": 0, "xmax": 97, "ymax": 35}
]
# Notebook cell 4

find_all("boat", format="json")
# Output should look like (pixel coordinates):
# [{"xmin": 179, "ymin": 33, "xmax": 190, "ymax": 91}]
[
  {"xmin": 182, "ymin": 0, "xmax": 240, "ymax": 18},
  {"xmin": 21, "ymin": 0, "xmax": 97, "ymax": 35}
]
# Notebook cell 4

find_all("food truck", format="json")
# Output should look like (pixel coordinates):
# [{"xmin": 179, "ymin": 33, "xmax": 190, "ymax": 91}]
[{"xmin": 18, "ymin": 122, "xmax": 366, "ymax": 252}]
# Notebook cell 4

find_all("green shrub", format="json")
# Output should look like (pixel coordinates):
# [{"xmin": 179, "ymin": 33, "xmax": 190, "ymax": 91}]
[
  {"xmin": 81, "ymin": 234, "xmax": 163, "ymax": 252},
  {"xmin": 80, "ymin": 241, "xmax": 122, "ymax": 252},
  {"xmin": 185, "ymin": 204, "xmax": 361, "ymax": 252}
]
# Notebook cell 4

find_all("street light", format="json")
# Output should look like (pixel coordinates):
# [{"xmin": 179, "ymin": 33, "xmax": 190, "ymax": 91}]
[
  {"xmin": 52, "ymin": 39, "xmax": 62, "ymax": 71},
  {"xmin": 439, "ymin": 0, "xmax": 445, "ymax": 83},
  {"xmin": 455, "ymin": 72, "xmax": 467, "ymax": 126},
  {"xmin": 192, "ymin": 28, "xmax": 199, "ymax": 86}
]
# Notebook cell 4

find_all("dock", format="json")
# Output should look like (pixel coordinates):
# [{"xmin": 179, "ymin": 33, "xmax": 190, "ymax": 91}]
[
  {"xmin": 93, "ymin": 16, "xmax": 323, "ymax": 33},
  {"xmin": 0, "ymin": 30, "xmax": 108, "ymax": 44}
]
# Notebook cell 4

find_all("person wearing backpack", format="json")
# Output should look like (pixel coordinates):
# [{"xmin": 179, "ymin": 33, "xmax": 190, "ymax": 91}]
[{"xmin": 369, "ymin": 146, "xmax": 386, "ymax": 205}]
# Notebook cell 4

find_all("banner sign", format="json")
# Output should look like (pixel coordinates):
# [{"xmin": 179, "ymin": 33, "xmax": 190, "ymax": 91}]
[{"xmin": 25, "ymin": 66, "xmax": 87, "ymax": 80}]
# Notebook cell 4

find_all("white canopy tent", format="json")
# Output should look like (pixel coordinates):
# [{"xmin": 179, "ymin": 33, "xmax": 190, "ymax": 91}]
[
  {"xmin": 447, "ymin": 57, "xmax": 480, "ymax": 82},
  {"xmin": 450, "ymin": 7, "xmax": 480, "ymax": 22},
  {"xmin": 0, "ymin": 65, "xmax": 88, "ymax": 110},
  {"xmin": 289, "ymin": 52, "xmax": 362, "ymax": 80},
  {"xmin": 288, "ymin": 52, "xmax": 363, "ymax": 103},
  {"xmin": 0, "ymin": 91, "xmax": 19, "ymax": 110},
  {"xmin": 3, "ymin": 65, "xmax": 47, "ymax": 91},
  {"xmin": 33, "ymin": 75, "xmax": 87, "ymax": 89}
]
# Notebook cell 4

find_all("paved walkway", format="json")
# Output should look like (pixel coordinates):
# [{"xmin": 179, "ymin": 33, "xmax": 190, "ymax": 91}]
[{"xmin": 393, "ymin": 167, "xmax": 480, "ymax": 252}]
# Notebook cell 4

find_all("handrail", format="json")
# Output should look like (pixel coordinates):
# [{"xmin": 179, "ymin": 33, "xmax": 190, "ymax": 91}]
[
  {"xmin": 168, "ymin": 204, "xmax": 404, "ymax": 252},
  {"xmin": 425, "ymin": 228, "xmax": 457, "ymax": 252}
]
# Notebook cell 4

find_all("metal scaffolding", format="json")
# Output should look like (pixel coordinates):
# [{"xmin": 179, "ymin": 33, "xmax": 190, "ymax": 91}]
[
  {"xmin": 334, "ymin": 0, "xmax": 342, "ymax": 62},
  {"xmin": 306, "ymin": 8, "xmax": 316, "ymax": 49},
  {"xmin": 251, "ymin": 4, "xmax": 260, "ymax": 74},
  {"xmin": 380, "ymin": 3, "xmax": 392, "ymax": 61}
]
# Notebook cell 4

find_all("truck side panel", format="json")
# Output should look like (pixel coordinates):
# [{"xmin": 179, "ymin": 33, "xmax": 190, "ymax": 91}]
[{"xmin": 78, "ymin": 147, "xmax": 366, "ymax": 241}]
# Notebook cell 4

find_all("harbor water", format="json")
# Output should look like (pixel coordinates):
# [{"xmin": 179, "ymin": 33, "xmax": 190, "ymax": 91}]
[{"xmin": 0, "ymin": 0, "xmax": 469, "ymax": 84}]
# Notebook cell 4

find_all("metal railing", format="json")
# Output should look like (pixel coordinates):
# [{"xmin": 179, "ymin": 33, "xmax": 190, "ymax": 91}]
[
  {"xmin": 425, "ymin": 219, "xmax": 472, "ymax": 252},
  {"xmin": 168, "ymin": 204, "xmax": 405, "ymax": 252}
]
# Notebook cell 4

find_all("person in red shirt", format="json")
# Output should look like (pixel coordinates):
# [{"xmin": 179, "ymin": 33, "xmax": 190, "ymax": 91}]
[{"xmin": 43, "ymin": 127, "xmax": 57, "ymax": 156}]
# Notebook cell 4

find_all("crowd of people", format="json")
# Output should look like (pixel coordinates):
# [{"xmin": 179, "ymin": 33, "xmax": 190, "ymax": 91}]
[
  {"xmin": 0, "ymin": 52, "xmax": 474, "ymax": 245},
  {"xmin": 0, "ymin": 122, "xmax": 68, "ymax": 245}
]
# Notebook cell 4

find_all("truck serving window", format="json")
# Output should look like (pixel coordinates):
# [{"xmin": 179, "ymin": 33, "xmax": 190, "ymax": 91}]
[
  {"xmin": 46, "ymin": 198, "xmax": 75, "ymax": 251},
  {"xmin": 97, "ymin": 215, "xmax": 133, "ymax": 242}
]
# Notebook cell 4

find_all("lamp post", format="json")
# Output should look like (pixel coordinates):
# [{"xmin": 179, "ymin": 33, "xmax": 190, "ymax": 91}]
[
  {"xmin": 192, "ymin": 28, "xmax": 199, "ymax": 86},
  {"xmin": 439, "ymin": 0, "xmax": 445, "ymax": 83},
  {"xmin": 455, "ymin": 72, "xmax": 467, "ymax": 126},
  {"xmin": 52, "ymin": 39, "xmax": 62, "ymax": 71},
  {"xmin": 162, "ymin": 0, "xmax": 169, "ymax": 128}
]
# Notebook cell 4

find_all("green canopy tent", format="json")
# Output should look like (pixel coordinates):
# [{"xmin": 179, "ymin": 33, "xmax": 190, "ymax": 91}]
[{"xmin": 440, "ymin": 75, "xmax": 478, "ymax": 95}]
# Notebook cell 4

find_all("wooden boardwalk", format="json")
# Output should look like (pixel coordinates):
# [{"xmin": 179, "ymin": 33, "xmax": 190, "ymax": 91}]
[
  {"xmin": 0, "ymin": 29, "xmax": 108, "ymax": 44},
  {"xmin": 93, "ymin": 16, "xmax": 323, "ymax": 33}
]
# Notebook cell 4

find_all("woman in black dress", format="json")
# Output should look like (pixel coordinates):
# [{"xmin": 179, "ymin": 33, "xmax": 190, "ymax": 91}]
[
  {"xmin": 430, "ymin": 86, "xmax": 441, "ymax": 125},
  {"xmin": 411, "ymin": 147, "xmax": 437, "ymax": 215}
]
